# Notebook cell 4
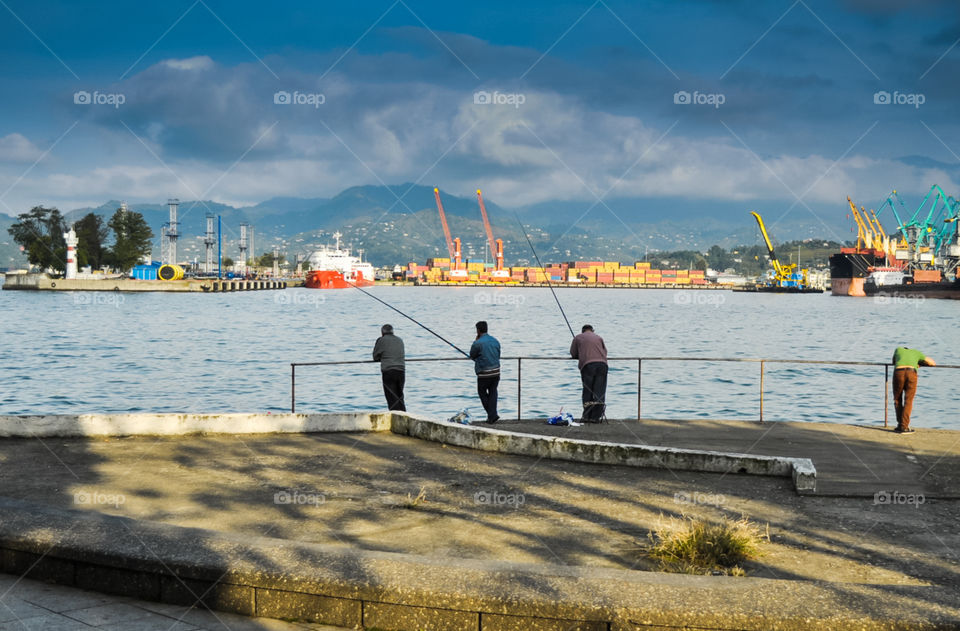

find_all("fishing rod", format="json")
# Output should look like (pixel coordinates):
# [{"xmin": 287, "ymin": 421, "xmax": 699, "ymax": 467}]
[
  {"xmin": 514, "ymin": 213, "xmax": 575, "ymax": 338},
  {"xmin": 346, "ymin": 281, "xmax": 470, "ymax": 356}
]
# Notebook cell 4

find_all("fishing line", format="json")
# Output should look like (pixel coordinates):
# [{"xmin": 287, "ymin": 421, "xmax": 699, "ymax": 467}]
[
  {"xmin": 346, "ymin": 281, "xmax": 469, "ymax": 356},
  {"xmin": 514, "ymin": 213, "xmax": 575, "ymax": 339}
]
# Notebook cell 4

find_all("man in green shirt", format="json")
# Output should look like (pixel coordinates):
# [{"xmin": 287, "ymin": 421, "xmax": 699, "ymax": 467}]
[{"xmin": 892, "ymin": 346, "xmax": 936, "ymax": 433}]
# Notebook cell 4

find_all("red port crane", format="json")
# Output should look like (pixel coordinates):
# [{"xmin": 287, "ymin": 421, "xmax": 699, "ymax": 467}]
[
  {"xmin": 433, "ymin": 187, "xmax": 455, "ymax": 260},
  {"xmin": 476, "ymin": 189, "xmax": 508, "ymax": 278},
  {"xmin": 434, "ymin": 187, "xmax": 467, "ymax": 279}
]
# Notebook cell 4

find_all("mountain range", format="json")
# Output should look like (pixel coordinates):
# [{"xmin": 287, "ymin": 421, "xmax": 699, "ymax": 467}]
[{"xmin": 1, "ymin": 184, "xmax": 856, "ymax": 269}]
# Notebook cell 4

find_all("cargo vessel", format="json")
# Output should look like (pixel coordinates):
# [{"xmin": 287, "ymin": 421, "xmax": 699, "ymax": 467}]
[
  {"xmin": 304, "ymin": 232, "xmax": 375, "ymax": 289},
  {"xmin": 829, "ymin": 249, "xmax": 886, "ymax": 297},
  {"xmin": 863, "ymin": 268, "xmax": 960, "ymax": 300}
]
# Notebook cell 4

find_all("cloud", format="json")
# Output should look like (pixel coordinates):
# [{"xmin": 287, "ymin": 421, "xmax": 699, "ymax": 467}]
[{"xmin": 0, "ymin": 134, "xmax": 44, "ymax": 163}]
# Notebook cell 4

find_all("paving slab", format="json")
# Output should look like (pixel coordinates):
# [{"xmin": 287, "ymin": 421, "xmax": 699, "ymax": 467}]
[
  {"xmin": 0, "ymin": 574, "xmax": 348, "ymax": 630},
  {"xmin": 502, "ymin": 417, "xmax": 960, "ymax": 497}
]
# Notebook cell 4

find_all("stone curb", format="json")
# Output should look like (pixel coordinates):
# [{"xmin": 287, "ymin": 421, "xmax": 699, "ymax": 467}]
[
  {"xmin": 389, "ymin": 413, "xmax": 817, "ymax": 494},
  {"xmin": 0, "ymin": 497, "xmax": 957, "ymax": 630}
]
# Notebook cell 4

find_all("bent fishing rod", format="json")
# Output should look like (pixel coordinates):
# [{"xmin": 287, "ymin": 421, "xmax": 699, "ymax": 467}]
[
  {"xmin": 346, "ymin": 281, "xmax": 470, "ymax": 356},
  {"xmin": 514, "ymin": 212, "xmax": 576, "ymax": 339}
]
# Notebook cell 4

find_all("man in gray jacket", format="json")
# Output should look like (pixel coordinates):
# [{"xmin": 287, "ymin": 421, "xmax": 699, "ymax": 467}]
[
  {"xmin": 373, "ymin": 324, "xmax": 405, "ymax": 411},
  {"xmin": 570, "ymin": 324, "xmax": 607, "ymax": 423}
]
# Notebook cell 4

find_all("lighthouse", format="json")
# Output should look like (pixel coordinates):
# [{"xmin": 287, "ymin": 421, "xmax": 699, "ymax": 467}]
[{"xmin": 64, "ymin": 226, "xmax": 78, "ymax": 280}]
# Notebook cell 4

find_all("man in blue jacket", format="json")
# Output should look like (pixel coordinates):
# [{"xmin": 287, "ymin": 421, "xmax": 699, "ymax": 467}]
[{"xmin": 469, "ymin": 320, "xmax": 501, "ymax": 423}]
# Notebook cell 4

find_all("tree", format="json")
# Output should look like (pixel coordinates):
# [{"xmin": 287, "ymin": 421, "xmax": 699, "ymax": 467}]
[
  {"xmin": 74, "ymin": 212, "xmax": 109, "ymax": 269},
  {"xmin": 222, "ymin": 256, "xmax": 234, "ymax": 268},
  {"xmin": 7, "ymin": 206, "xmax": 66, "ymax": 272},
  {"xmin": 256, "ymin": 252, "xmax": 284, "ymax": 267},
  {"xmin": 107, "ymin": 206, "xmax": 154, "ymax": 272},
  {"xmin": 706, "ymin": 245, "xmax": 732, "ymax": 272}
]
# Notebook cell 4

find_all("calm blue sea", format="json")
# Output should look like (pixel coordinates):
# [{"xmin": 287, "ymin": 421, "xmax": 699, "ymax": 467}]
[{"xmin": 0, "ymin": 281, "xmax": 956, "ymax": 428}]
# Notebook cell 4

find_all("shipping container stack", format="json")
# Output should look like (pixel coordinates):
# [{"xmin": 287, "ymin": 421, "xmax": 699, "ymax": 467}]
[{"xmin": 406, "ymin": 255, "xmax": 708, "ymax": 286}]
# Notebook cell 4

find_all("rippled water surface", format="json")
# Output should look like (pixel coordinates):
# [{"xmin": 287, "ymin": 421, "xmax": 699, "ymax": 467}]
[{"xmin": 0, "ymin": 282, "xmax": 956, "ymax": 428}]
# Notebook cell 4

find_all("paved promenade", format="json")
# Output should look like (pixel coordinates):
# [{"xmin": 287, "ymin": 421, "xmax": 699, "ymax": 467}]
[{"xmin": 0, "ymin": 416, "xmax": 957, "ymax": 628}]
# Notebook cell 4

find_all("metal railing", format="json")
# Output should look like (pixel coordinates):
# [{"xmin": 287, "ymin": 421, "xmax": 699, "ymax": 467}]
[{"xmin": 291, "ymin": 356, "xmax": 958, "ymax": 425}]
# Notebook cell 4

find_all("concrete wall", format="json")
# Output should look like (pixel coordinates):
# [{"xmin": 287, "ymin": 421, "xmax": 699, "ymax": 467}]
[{"xmin": 0, "ymin": 412, "xmax": 392, "ymax": 437}]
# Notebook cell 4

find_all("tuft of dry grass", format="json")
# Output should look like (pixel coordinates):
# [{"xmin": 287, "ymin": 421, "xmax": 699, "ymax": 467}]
[
  {"xmin": 400, "ymin": 486, "xmax": 428, "ymax": 509},
  {"xmin": 647, "ymin": 515, "xmax": 767, "ymax": 576}
]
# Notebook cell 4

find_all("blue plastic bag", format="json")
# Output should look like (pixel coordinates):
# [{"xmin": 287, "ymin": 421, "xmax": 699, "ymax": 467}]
[{"xmin": 547, "ymin": 412, "xmax": 575, "ymax": 426}]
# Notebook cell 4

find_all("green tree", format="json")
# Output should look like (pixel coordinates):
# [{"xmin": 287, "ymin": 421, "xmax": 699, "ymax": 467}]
[
  {"xmin": 74, "ymin": 212, "xmax": 109, "ymax": 269},
  {"xmin": 7, "ymin": 206, "xmax": 66, "ymax": 272},
  {"xmin": 107, "ymin": 206, "xmax": 154, "ymax": 272},
  {"xmin": 222, "ymin": 256, "xmax": 234, "ymax": 268},
  {"xmin": 706, "ymin": 245, "xmax": 732, "ymax": 271},
  {"xmin": 256, "ymin": 252, "xmax": 285, "ymax": 267}
]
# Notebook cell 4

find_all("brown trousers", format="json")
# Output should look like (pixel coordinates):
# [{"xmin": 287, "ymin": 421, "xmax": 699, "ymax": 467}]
[{"xmin": 892, "ymin": 368, "xmax": 918, "ymax": 430}]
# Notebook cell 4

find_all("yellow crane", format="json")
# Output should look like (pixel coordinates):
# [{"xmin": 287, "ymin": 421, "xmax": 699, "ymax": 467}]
[{"xmin": 750, "ymin": 211, "xmax": 810, "ymax": 289}]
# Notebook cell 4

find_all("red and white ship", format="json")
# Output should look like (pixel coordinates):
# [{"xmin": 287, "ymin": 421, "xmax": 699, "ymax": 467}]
[{"xmin": 304, "ymin": 232, "xmax": 375, "ymax": 289}]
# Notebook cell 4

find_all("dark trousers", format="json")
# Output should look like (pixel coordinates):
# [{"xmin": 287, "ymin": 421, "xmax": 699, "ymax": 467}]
[
  {"xmin": 477, "ymin": 374, "xmax": 500, "ymax": 421},
  {"xmin": 580, "ymin": 362, "xmax": 608, "ymax": 422},
  {"xmin": 381, "ymin": 369, "xmax": 406, "ymax": 411},
  {"xmin": 893, "ymin": 368, "xmax": 917, "ymax": 430}
]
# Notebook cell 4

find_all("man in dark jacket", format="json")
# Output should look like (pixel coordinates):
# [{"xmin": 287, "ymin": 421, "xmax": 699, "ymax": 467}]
[
  {"xmin": 469, "ymin": 321, "xmax": 501, "ymax": 423},
  {"xmin": 373, "ymin": 324, "xmax": 405, "ymax": 411},
  {"xmin": 570, "ymin": 324, "xmax": 607, "ymax": 423}
]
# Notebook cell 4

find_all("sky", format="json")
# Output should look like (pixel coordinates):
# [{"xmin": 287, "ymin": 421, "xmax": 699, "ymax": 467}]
[{"xmin": 1, "ymin": 0, "xmax": 959, "ymax": 235}]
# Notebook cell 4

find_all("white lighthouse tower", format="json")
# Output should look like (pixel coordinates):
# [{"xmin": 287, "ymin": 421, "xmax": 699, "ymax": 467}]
[{"xmin": 64, "ymin": 226, "xmax": 78, "ymax": 279}]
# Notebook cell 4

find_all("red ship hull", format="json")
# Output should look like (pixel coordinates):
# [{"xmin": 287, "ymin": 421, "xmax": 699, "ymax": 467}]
[{"xmin": 304, "ymin": 270, "xmax": 374, "ymax": 289}]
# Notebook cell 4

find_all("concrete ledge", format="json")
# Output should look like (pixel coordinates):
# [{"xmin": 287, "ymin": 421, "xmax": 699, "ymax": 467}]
[
  {"xmin": 0, "ymin": 411, "xmax": 816, "ymax": 492},
  {"xmin": 0, "ymin": 412, "xmax": 393, "ymax": 437},
  {"xmin": 390, "ymin": 413, "xmax": 817, "ymax": 494},
  {"xmin": 0, "ymin": 497, "xmax": 956, "ymax": 630}
]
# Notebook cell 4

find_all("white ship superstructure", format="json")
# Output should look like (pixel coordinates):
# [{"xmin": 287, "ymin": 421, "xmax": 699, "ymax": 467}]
[{"xmin": 306, "ymin": 232, "xmax": 375, "ymax": 283}]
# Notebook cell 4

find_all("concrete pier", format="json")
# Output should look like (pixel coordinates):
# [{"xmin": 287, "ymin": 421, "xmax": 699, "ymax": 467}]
[{"xmin": 2, "ymin": 273, "xmax": 296, "ymax": 292}]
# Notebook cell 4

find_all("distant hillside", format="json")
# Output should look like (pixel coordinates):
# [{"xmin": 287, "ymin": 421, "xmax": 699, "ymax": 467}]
[{"xmin": 2, "ymin": 184, "xmax": 859, "ymax": 269}]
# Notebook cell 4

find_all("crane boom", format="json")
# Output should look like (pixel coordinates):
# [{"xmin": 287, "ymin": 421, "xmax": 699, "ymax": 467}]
[
  {"xmin": 750, "ymin": 211, "xmax": 785, "ymax": 276},
  {"xmin": 433, "ymin": 188, "xmax": 455, "ymax": 260},
  {"xmin": 476, "ymin": 189, "xmax": 498, "ymax": 263}
]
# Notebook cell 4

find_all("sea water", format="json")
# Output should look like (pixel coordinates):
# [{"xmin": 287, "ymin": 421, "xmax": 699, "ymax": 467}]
[{"xmin": 0, "ymin": 283, "xmax": 956, "ymax": 429}]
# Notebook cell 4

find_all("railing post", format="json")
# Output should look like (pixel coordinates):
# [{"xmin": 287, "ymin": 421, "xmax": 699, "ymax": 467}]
[
  {"xmin": 759, "ymin": 360, "xmax": 765, "ymax": 422},
  {"xmin": 291, "ymin": 364, "xmax": 296, "ymax": 413},
  {"xmin": 884, "ymin": 363, "xmax": 889, "ymax": 428},
  {"xmin": 517, "ymin": 357, "xmax": 522, "ymax": 421},
  {"xmin": 637, "ymin": 359, "xmax": 642, "ymax": 420}
]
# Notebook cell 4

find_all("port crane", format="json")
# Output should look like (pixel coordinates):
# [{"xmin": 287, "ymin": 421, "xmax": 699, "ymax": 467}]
[
  {"xmin": 433, "ymin": 188, "xmax": 467, "ymax": 280},
  {"xmin": 476, "ymin": 189, "xmax": 509, "ymax": 279},
  {"xmin": 750, "ymin": 211, "xmax": 816, "ymax": 290}
]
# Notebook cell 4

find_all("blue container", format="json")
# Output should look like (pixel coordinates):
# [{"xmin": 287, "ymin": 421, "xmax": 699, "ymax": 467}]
[{"xmin": 131, "ymin": 264, "xmax": 160, "ymax": 280}]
